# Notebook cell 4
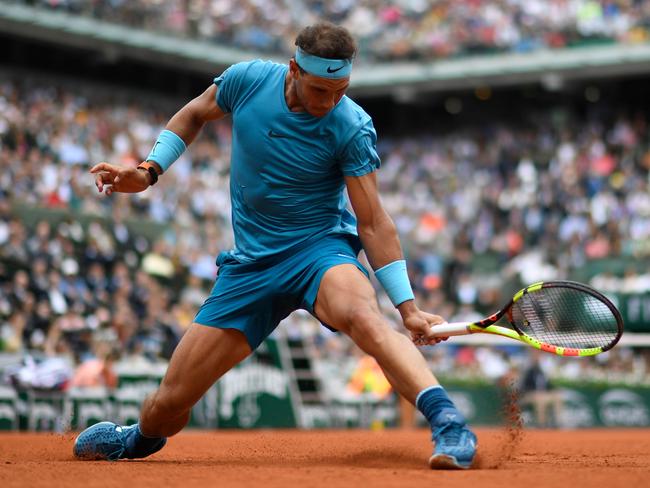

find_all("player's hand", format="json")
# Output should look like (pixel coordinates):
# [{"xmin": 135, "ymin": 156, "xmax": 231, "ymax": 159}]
[
  {"xmin": 398, "ymin": 301, "xmax": 448, "ymax": 346},
  {"xmin": 90, "ymin": 162, "xmax": 151, "ymax": 195}
]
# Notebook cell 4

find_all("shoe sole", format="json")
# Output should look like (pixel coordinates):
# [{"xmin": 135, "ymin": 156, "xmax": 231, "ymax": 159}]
[{"xmin": 429, "ymin": 453, "xmax": 472, "ymax": 470}]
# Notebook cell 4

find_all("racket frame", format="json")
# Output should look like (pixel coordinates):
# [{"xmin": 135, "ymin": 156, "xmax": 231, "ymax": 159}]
[{"xmin": 431, "ymin": 281, "xmax": 624, "ymax": 357}]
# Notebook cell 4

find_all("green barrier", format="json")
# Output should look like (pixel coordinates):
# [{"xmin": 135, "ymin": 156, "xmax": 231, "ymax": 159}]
[
  {"xmin": 446, "ymin": 383, "xmax": 505, "ymax": 425},
  {"xmin": 68, "ymin": 387, "xmax": 112, "ymax": 430},
  {"xmin": 0, "ymin": 386, "xmax": 18, "ymax": 430},
  {"xmin": 610, "ymin": 293, "xmax": 650, "ymax": 332},
  {"xmin": 10, "ymin": 202, "xmax": 167, "ymax": 243},
  {"xmin": 100, "ymin": 339, "xmax": 297, "ymax": 430},
  {"xmin": 552, "ymin": 385, "xmax": 650, "ymax": 427},
  {"xmin": 216, "ymin": 339, "xmax": 297, "ymax": 428},
  {"xmin": 21, "ymin": 390, "xmax": 68, "ymax": 431},
  {"xmin": 4, "ymin": 382, "xmax": 650, "ymax": 430},
  {"xmin": 189, "ymin": 384, "xmax": 219, "ymax": 429},
  {"xmin": 327, "ymin": 396, "xmax": 398, "ymax": 429},
  {"xmin": 445, "ymin": 381, "xmax": 650, "ymax": 427},
  {"xmin": 112, "ymin": 387, "xmax": 143, "ymax": 427},
  {"xmin": 114, "ymin": 363, "xmax": 219, "ymax": 428},
  {"xmin": 6, "ymin": 350, "xmax": 649, "ymax": 431}
]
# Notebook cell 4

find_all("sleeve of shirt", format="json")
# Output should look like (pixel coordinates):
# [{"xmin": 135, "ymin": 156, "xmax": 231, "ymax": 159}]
[
  {"xmin": 339, "ymin": 119, "xmax": 382, "ymax": 177},
  {"xmin": 213, "ymin": 62, "xmax": 253, "ymax": 114}
]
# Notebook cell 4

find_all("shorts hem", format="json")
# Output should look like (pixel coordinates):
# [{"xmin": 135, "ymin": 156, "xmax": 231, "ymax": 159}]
[
  {"xmin": 193, "ymin": 321, "xmax": 261, "ymax": 350},
  {"xmin": 302, "ymin": 260, "xmax": 369, "ymax": 314}
]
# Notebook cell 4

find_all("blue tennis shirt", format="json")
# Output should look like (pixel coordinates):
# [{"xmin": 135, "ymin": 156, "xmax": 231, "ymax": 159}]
[{"xmin": 214, "ymin": 60, "xmax": 381, "ymax": 263}]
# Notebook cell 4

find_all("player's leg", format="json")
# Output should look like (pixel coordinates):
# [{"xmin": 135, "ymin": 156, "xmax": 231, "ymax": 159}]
[
  {"xmin": 398, "ymin": 393, "xmax": 416, "ymax": 429},
  {"xmin": 314, "ymin": 264, "xmax": 437, "ymax": 399},
  {"xmin": 139, "ymin": 324, "xmax": 251, "ymax": 437},
  {"xmin": 313, "ymin": 264, "xmax": 477, "ymax": 469},
  {"xmin": 535, "ymin": 392, "xmax": 549, "ymax": 427},
  {"xmin": 551, "ymin": 390, "xmax": 564, "ymax": 428},
  {"xmin": 73, "ymin": 324, "xmax": 251, "ymax": 460},
  {"xmin": 74, "ymin": 249, "xmax": 294, "ymax": 461}
]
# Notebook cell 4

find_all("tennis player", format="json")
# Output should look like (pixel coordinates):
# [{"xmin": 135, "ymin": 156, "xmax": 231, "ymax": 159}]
[{"xmin": 74, "ymin": 22, "xmax": 477, "ymax": 469}]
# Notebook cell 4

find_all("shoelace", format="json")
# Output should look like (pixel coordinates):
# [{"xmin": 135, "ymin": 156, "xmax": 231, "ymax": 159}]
[{"xmin": 434, "ymin": 422, "xmax": 464, "ymax": 447}]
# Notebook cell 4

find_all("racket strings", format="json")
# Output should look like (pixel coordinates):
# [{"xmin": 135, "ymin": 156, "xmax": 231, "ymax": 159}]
[{"xmin": 510, "ymin": 287, "xmax": 620, "ymax": 350}]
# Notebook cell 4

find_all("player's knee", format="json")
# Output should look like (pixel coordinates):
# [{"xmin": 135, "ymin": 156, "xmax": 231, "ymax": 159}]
[{"xmin": 345, "ymin": 306, "xmax": 389, "ymax": 350}]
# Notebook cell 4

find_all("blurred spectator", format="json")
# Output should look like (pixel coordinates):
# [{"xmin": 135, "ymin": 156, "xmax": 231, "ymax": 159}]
[
  {"xmin": 5, "ymin": 354, "xmax": 73, "ymax": 391},
  {"xmin": 0, "ymin": 312, "xmax": 27, "ymax": 352},
  {"xmin": 141, "ymin": 241, "xmax": 176, "ymax": 280},
  {"xmin": 0, "ymin": 70, "xmax": 649, "ymax": 392},
  {"xmin": 9, "ymin": 0, "xmax": 650, "ymax": 62},
  {"xmin": 69, "ymin": 342, "xmax": 119, "ymax": 389},
  {"xmin": 346, "ymin": 353, "xmax": 392, "ymax": 400},
  {"xmin": 519, "ymin": 350, "xmax": 563, "ymax": 427}
]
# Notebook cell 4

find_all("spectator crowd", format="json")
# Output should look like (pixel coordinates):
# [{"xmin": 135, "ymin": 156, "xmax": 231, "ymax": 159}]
[
  {"xmin": 10, "ymin": 0, "xmax": 650, "ymax": 61},
  {"xmin": 1, "ymin": 71, "xmax": 649, "ymax": 389}
]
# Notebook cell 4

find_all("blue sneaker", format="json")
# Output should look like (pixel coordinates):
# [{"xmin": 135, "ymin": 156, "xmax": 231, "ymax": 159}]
[
  {"xmin": 73, "ymin": 422, "xmax": 166, "ymax": 461},
  {"xmin": 428, "ymin": 408, "xmax": 477, "ymax": 470}
]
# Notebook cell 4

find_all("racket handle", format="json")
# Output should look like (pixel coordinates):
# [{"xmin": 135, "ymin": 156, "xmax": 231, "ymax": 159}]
[{"xmin": 430, "ymin": 321, "xmax": 472, "ymax": 338}]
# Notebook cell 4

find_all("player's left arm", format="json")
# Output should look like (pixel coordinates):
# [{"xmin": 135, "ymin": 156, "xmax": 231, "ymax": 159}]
[{"xmin": 345, "ymin": 173, "xmax": 445, "ymax": 344}]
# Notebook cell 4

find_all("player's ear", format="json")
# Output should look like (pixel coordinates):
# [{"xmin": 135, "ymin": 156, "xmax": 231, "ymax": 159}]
[{"xmin": 289, "ymin": 59, "xmax": 301, "ymax": 80}]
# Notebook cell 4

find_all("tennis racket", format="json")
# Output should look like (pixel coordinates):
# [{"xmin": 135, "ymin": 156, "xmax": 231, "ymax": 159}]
[{"xmin": 431, "ymin": 280, "xmax": 623, "ymax": 357}]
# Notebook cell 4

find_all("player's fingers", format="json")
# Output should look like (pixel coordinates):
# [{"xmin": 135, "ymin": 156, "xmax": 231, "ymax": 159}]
[
  {"xmin": 414, "ymin": 336, "xmax": 444, "ymax": 347},
  {"xmin": 94, "ymin": 171, "xmax": 115, "ymax": 193},
  {"xmin": 413, "ymin": 336, "xmax": 442, "ymax": 347},
  {"xmin": 425, "ymin": 313, "xmax": 446, "ymax": 326},
  {"xmin": 411, "ymin": 331, "xmax": 432, "ymax": 346},
  {"xmin": 427, "ymin": 337, "xmax": 447, "ymax": 345},
  {"xmin": 424, "ymin": 335, "xmax": 448, "ymax": 345},
  {"xmin": 94, "ymin": 174, "xmax": 104, "ymax": 192},
  {"xmin": 421, "ymin": 324, "xmax": 452, "ymax": 346},
  {"xmin": 422, "ymin": 321, "xmax": 443, "ymax": 341},
  {"xmin": 90, "ymin": 162, "xmax": 115, "ymax": 174}
]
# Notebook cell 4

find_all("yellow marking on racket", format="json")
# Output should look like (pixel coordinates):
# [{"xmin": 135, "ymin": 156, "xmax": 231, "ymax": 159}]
[{"xmin": 513, "ymin": 281, "xmax": 544, "ymax": 302}]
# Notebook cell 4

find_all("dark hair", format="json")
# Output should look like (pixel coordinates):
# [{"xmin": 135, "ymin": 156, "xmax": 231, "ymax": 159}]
[{"xmin": 294, "ymin": 22, "xmax": 357, "ymax": 60}]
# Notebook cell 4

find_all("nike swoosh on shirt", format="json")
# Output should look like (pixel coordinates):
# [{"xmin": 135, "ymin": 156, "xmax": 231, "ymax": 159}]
[
  {"xmin": 268, "ymin": 129, "xmax": 290, "ymax": 138},
  {"xmin": 326, "ymin": 66, "xmax": 344, "ymax": 73}
]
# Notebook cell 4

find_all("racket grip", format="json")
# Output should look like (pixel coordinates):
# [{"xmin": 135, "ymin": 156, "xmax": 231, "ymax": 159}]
[{"xmin": 430, "ymin": 322, "xmax": 472, "ymax": 337}]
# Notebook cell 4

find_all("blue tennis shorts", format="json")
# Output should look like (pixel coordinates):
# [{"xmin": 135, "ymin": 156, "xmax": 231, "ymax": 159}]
[{"xmin": 194, "ymin": 234, "xmax": 369, "ymax": 350}]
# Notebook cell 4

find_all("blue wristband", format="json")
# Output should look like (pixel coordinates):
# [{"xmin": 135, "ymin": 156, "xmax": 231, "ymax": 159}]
[
  {"xmin": 374, "ymin": 260, "xmax": 415, "ymax": 307},
  {"xmin": 145, "ymin": 129, "xmax": 187, "ymax": 172}
]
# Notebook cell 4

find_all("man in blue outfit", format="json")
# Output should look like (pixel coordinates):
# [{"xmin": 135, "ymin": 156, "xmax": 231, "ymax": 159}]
[{"xmin": 74, "ymin": 22, "xmax": 477, "ymax": 469}]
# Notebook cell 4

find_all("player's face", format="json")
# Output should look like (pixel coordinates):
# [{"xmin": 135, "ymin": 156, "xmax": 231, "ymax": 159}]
[{"xmin": 290, "ymin": 60, "xmax": 349, "ymax": 117}]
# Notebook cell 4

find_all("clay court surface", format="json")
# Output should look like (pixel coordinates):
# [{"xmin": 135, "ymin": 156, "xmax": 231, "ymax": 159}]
[{"xmin": 1, "ymin": 428, "xmax": 648, "ymax": 488}]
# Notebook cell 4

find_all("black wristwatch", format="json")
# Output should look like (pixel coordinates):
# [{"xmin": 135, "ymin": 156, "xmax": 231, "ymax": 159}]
[{"xmin": 137, "ymin": 162, "xmax": 159, "ymax": 186}]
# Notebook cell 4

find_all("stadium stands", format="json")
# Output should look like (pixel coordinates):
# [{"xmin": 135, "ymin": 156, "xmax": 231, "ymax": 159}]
[
  {"xmin": 1, "ymin": 4, "xmax": 650, "ymax": 430},
  {"xmin": 9, "ymin": 0, "xmax": 650, "ymax": 61},
  {"xmin": 0, "ymin": 73, "xmax": 649, "ymax": 397}
]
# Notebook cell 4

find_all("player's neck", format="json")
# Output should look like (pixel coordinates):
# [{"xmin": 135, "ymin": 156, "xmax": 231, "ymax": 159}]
[{"xmin": 284, "ymin": 73, "xmax": 306, "ymax": 113}]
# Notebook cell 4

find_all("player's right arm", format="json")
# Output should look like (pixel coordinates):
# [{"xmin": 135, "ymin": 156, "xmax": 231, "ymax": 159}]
[{"xmin": 91, "ymin": 84, "xmax": 225, "ymax": 195}]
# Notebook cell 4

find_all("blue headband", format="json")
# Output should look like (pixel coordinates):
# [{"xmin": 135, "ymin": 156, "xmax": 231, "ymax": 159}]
[{"xmin": 295, "ymin": 48, "xmax": 352, "ymax": 79}]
